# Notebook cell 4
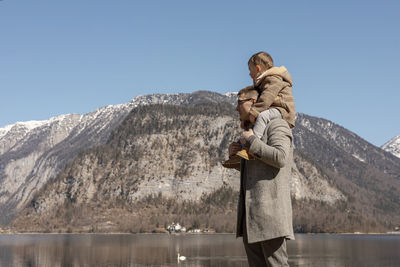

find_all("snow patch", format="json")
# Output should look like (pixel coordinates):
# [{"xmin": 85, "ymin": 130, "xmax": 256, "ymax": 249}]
[
  {"xmin": 352, "ymin": 153, "xmax": 366, "ymax": 162},
  {"xmin": 0, "ymin": 114, "xmax": 78, "ymax": 140},
  {"xmin": 382, "ymin": 135, "xmax": 400, "ymax": 158},
  {"xmin": 224, "ymin": 92, "xmax": 238, "ymax": 97},
  {"xmin": 0, "ymin": 124, "xmax": 14, "ymax": 139}
]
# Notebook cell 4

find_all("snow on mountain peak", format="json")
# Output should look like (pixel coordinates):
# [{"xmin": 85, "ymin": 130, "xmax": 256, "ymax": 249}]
[
  {"xmin": 14, "ymin": 120, "xmax": 46, "ymax": 130},
  {"xmin": 382, "ymin": 135, "xmax": 400, "ymax": 158},
  {"xmin": 0, "ymin": 120, "xmax": 46, "ymax": 140},
  {"xmin": 0, "ymin": 124, "xmax": 14, "ymax": 139},
  {"xmin": 224, "ymin": 92, "xmax": 238, "ymax": 97},
  {"xmin": 0, "ymin": 114, "xmax": 79, "ymax": 140}
]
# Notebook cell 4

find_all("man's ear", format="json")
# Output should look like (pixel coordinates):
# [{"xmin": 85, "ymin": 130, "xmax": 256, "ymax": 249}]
[
  {"xmin": 256, "ymin": 65, "xmax": 262, "ymax": 73},
  {"xmin": 252, "ymin": 98, "xmax": 257, "ymax": 104}
]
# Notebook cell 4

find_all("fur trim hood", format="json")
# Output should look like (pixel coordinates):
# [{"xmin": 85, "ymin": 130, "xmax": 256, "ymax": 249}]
[{"xmin": 255, "ymin": 66, "xmax": 293, "ymax": 87}]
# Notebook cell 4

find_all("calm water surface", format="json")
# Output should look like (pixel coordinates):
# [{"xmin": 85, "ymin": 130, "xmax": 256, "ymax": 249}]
[{"xmin": 0, "ymin": 234, "xmax": 399, "ymax": 266}]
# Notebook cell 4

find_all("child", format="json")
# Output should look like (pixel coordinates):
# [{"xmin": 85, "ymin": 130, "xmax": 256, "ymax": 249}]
[{"xmin": 223, "ymin": 52, "xmax": 295, "ymax": 167}]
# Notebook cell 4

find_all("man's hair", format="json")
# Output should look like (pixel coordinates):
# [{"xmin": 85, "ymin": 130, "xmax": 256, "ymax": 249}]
[
  {"xmin": 238, "ymin": 86, "xmax": 258, "ymax": 100},
  {"xmin": 248, "ymin": 51, "xmax": 274, "ymax": 71}
]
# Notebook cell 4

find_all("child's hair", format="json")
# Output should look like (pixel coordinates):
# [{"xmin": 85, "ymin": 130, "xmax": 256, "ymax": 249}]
[{"xmin": 248, "ymin": 52, "xmax": 274, "ymax": 71}]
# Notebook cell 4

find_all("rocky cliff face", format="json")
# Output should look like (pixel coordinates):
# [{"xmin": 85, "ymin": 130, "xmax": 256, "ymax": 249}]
[
  {"xmin": 0, "ymin": 115, "xmax": 81, "ymax": 219},
  {"xmin": 0, "ymin": 91, "xmax": 236, "ymax": 224},
  {"xmin": 295, "ymin": 114, "xmax": 400, "ymax": 177},
  {"xmin": 11, "ymin": 102, "xmax": 347, "ymax": 233},
  {"xmin": 0, "ymin": 103, "xmax": 135, "ymax": 223},
  {"xmin": 0, "ymin": 92, "xmax": 236, "ymax": 223},
  {"xmin": 27, "ymin": 103, "xmax": 345, "ymax": 210},
  {"xmin": 3, "ymin": 91, "xmax": 399, "ymax": 233},
  {"xmin": 293, "ymin": 114, "xmax": 400, "ymax": 231}
]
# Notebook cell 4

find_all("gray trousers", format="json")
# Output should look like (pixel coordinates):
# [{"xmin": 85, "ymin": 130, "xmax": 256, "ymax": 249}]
[
  {"xmin": 253, "ymin": 108, "xmax": 282, "ymax": 138},
  {"xmin": 243, "ymin": 216, "xmax": 289, "ymax": 267},
  {"xmin": 244, "ymin": 237, "xmax": 289, "ymax": 267}
]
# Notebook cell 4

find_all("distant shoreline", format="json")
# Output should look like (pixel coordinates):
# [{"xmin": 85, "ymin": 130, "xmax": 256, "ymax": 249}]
[{"xmin": 1, "ymin": 232, "xmax": 399, "ymax": 236}]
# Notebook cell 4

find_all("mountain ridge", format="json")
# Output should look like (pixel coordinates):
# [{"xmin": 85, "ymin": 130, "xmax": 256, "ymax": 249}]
[
  {"xmin": 10, "ymin": 103, "xmax": 349, "ymax": 233},
  {"xmin": 1, "ymin": 91, "xmax": 399, "ymax": 233},
  {"xmin": 0, "ymin": 91, "xmax": 236, "ymax": 224}
]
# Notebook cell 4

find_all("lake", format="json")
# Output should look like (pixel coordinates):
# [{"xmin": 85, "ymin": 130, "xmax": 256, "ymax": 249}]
[{"xmin": 0, "ymin": 234, "xmax": 399, "ymax": 266}]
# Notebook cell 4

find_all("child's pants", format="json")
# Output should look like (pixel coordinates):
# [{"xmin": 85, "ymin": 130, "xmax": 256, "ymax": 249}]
[{"xmin": 253, "ymin": 108, "xmax": 282, "ymax": 138}]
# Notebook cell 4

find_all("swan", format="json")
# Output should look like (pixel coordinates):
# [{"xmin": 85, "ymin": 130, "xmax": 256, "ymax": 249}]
[{"xmin": 177, "ymin": 252, "xmax": 186, "ymax": 263}]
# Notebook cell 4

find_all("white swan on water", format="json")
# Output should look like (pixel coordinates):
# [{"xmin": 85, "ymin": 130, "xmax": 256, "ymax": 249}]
[{"xmin": 177, "ymin": 252, "xmax": 186, "ymax": 263}]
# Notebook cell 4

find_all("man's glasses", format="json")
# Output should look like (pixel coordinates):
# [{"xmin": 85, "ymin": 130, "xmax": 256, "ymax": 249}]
[{"xmin": 237, "ymin": 98, "xmax": 253, "ymax": 105}]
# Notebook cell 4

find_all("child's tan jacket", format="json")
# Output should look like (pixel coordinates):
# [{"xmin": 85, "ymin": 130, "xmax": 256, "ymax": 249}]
[{"xmin": 249, "ymin": 66, "xmax": 296, "ymax": 128}]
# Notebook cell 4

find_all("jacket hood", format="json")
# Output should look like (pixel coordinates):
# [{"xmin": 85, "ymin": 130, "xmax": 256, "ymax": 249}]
[{"xmin": 255, "ymin": 66, "xmax": 293, "ymax": 87}]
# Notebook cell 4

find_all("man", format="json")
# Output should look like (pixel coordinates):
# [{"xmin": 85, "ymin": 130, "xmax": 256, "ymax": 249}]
[{"xmin": 229, "ymin": 86, "xmax": 294, "ymax": 266}]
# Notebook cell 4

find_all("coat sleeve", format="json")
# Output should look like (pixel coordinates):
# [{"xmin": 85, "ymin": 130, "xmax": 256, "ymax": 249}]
[
  {"xmin": 249, "ymin": 75, "xmax": 284, "ymax": 118},
  {"xmin": 248, "ymin": 120, "xmax": 292, "ymax": 168}
]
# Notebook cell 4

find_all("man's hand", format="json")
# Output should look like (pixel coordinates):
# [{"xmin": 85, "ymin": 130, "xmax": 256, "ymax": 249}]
[
  {"xmin": 240, "ymin": 129, "xmax": 255, "ymax": 144},
  {"xmin": 229, "ymin": 142, "xmax": 242, "ymax": 157}
]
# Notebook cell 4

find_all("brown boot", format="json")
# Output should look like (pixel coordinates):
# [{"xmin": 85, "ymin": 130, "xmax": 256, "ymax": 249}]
[
  {"xmin": 222, "ymin": 155, "xmax": 241, "ymax": 169},
  {"xmin": 236, "ymin": 148, "xmax": 254, "ymax": 160}
]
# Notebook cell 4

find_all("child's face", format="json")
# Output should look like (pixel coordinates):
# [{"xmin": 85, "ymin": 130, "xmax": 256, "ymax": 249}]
[{"xmin": 248, "ymin": 64, "xmax": 261, "ymax": 82}]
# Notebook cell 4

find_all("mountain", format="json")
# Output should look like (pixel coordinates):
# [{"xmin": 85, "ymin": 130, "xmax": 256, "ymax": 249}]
[
  {"xmin": 292, "ymin": 114, "xmax": 400, "ymax": 232},
  {"xmin": 382, "ymin": 136, "xmax": 400, "ymax": 158},
  {"xmin": 0, "ymin": 92, "xmax": 236, "ymax": 224},
  {"xmin": 2, "ymin": 91, "xmax": 400, "ymax": 233},
  {"xmin": 9, "ymin": 102, "xmax": 346, "ymax": 233},
  {"xmin": 0, "ymin": 114, "xmax": 82, "ymax": 222},
  {"xmin": 0, "ymin": 102, "xmax": 135, "ymax": 224}
]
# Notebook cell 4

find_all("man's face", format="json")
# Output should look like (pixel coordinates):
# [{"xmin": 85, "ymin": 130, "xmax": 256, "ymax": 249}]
[{"xmin": 236, "ymin": 93, "xmax": 255, "ymax": 122}]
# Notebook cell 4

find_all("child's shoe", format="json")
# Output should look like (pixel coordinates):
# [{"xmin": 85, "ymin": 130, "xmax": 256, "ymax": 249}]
[
  {"xmin": 236, "ymin": 148, "xmax": 254, "ymax": 160},
  {"xmin": 222, "ymin": 155, "xmax": 241, "ymax": 169}
]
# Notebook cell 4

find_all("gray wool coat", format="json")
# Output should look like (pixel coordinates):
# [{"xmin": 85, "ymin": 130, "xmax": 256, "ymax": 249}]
[{"xmin": 236, "ymin": 118, "xmax": 295, "ymax": 243}]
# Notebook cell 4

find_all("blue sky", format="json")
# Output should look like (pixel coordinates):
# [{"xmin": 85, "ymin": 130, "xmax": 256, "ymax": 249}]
[{"xmin": 1, "ymin": 0, "xmax": 399, "ymax": 146}]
